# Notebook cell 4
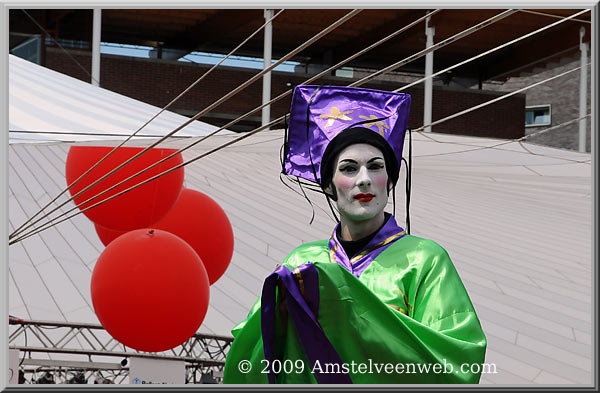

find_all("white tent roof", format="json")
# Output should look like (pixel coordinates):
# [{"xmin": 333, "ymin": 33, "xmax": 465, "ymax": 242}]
[
  {"xmin": 8, "ymin": 54, "xmax": 230, "ymax": 144},
  {"xmin": 8, "ymin": 129, "xmax": 592, "ymax": 384}
]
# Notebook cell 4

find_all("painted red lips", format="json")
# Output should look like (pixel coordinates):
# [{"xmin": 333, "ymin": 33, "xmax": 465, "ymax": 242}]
[{"xmin": 354, "ymin": 193, "xmax": 374, "ymax": 202}]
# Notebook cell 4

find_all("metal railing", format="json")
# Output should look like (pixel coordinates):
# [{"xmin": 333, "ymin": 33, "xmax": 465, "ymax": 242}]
[{"xmin": 9, "ymin": 318, "xmax": 233, "ymax": 384}]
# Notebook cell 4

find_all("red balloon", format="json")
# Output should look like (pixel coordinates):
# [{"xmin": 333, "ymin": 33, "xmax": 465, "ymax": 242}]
[
  {"xmin": 91, "ymin": 229, "xmax": 210, "ymax": 352},
  {"xmin": 153, "ymin": 188, "xmax": 234, "ymax": 285},
  {"xmin": 65, "ymin": 146, "xmax": 184, "ymax": 231},
  {"xmin": 94, "ymin": 223, "xmax": 127, "ymax": 247}
]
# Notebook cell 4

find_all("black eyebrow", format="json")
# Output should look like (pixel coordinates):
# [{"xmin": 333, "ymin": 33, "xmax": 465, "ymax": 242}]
[{"xmin": 339, "ymin": 156, "xmax": 384, "ymax": 164}]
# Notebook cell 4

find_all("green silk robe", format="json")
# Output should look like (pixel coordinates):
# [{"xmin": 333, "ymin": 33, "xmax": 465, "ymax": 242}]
[{"xmin": 223, "ymin": 232, "xmax": 487, "ymax": 384}]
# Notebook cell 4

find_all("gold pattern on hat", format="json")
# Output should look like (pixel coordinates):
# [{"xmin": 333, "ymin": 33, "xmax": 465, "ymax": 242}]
[
  {"xmin": 359, "ymin": 115, "xmax": 389, "ymax": 136},
  {"xmin": 320, "ymin": 107, "xmax": 353, "ymax": 127}
]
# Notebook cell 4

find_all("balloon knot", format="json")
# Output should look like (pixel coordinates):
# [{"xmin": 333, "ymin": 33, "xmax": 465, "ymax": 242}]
[{"xmin": 148, "ymin": 229, "xmax": 155, "ymax": 235}]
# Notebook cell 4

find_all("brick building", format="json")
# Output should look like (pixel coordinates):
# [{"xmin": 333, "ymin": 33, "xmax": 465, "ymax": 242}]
[
  {"xmin": 43, "ymin": 47, "xmax": 525, "ymax": 140},
  {"xmin": 483, "ymin": 55, "xmax": 592, "ymax": 152}
]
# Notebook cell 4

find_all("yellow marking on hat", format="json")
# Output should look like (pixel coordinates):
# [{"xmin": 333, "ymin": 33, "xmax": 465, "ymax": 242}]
[
  {"xmin": 358, "ymin": 114, "xmax": 389, "ymax": 136},
  {"xmin": 320, "ymin": 107, "xmax": 353, "ymax": 127}
]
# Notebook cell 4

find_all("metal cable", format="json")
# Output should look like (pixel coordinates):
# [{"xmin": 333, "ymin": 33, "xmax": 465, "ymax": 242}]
[
  {"xmin": 518, "ymin": 9, "xmax": 591, "ymax": 24},
  {"xmin": 413, "ymin": 114, "xmax": 591, "ymax": 162},
  {"xmin": 10, "ymin": 9, "xmax": 521, "ymax": 242},
  {"xmin": 58, "ymin": 7, "xmax": 504, "ymax": 214},
  {"xmin": 9, "ymin": 130, "xmax": 195, "ymax": 138},
  {"xmin": 10, "ymin": 8, "xmax": 358, "ymax": 240},
  {"xmin": 394, "ymin": 9, "xmax": 590, "ymax": 93},
  {"xmin": 10, "ymin": 63, "xmax": 587, "ymax": 244},
  {"xmin": 9, "ymin": 9, "xmax": 286, "ymax": 240},
  {"xmin": 348, "ymin": 9, "xmax": 518, "ymax": 87},
  {"xmin": 21, "ymin": 10, "xmax": 98, "ymax": 85},
  {"xmin": 13, "ymin": 9, "xmax": 437, "ymax": 239},
  {"xmin": 10, "ymin": 114, "xmax": 282, "ymax": 244},
  {"xmin": 488, "ymin": 44, "xmax": 580, "ymax": 82},
  {"xmin": 9, "ymin": 10, "xmax": 588, "ymax": 243},
  {"xmin": 411, "ymin": 63, "xmax": 589, "ymax": 134}
]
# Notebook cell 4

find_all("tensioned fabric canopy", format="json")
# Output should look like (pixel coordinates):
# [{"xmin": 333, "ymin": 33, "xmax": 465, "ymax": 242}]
[
  {"xmin": 7, "ymin": 129, "xmax": 592, "ymax": 384},
  {"xmin": 8, "ymin": 54, "xmax": 229, "ymax": 144}
]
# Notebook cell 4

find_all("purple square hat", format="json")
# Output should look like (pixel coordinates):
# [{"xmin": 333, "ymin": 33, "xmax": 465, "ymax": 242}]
[{"xmin": 283, "ymin": 85, "xmax": 412, "ymax": 184}]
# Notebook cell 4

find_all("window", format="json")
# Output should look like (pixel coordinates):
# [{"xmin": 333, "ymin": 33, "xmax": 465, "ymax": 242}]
[
  {"xmin": 334, "ymin": 67, "xmax": 354, "ymax": 78},
  {"xmin": 525, "ymin": 105, "xmax": 551, "ymax": 127}
]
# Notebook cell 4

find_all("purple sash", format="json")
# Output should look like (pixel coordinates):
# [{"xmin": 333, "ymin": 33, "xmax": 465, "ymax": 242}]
[{"xmin": 261, "ymin": 263, "xmax": 352, "ymax": 384}]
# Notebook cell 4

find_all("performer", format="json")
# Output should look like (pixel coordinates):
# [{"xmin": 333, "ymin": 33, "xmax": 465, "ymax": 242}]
[{"xmin": 223, "ymin": 85, "xmax": 486, "ymax": 384}]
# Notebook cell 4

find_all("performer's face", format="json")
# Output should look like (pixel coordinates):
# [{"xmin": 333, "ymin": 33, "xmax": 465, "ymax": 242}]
[{"xmin": 331, "ymin": 143, "xmax": 388, "ymax": 222}]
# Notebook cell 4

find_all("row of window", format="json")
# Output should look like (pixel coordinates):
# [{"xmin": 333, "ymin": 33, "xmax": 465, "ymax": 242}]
[{"xmin": 11, "ymin": 34, "xmax": 554, "ymax": 130}]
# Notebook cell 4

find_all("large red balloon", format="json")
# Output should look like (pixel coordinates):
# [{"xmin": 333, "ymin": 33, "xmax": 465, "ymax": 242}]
[
  {"xmin": 91, "ymin": 229, "xmax": 210, "ymax": 352},
  {"xmin": 94, "ymin": 223, "xmax": 127, "ymax": 247},
  {"xmin": 66, "ymin": 146, "xmax": 184, "ymax": 231},
  {"xmin": 152, "ymin": 188, "xmax": 234, "ymax": 285}
]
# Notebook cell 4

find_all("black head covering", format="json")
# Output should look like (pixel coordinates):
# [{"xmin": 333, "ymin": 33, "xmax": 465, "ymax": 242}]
[{"xmin": 319, "ymin": 127, "xmax": 400, "ymax": 201}]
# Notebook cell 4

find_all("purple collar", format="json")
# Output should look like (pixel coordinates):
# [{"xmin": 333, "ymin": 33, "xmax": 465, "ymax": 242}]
[{"xmin": 328, "ymin": 214, "xmax": 406, "ymax": 278}]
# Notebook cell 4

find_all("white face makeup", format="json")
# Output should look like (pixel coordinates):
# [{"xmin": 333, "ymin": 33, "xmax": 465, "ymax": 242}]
[{"xmin": 330, "ymin": 143, "xmax": 389, "ymax": 224}]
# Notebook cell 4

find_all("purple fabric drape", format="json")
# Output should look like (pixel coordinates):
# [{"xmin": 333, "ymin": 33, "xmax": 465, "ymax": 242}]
[{"xmin": 261, "ymin": 263, "xmax": 352, "ymax": 384}]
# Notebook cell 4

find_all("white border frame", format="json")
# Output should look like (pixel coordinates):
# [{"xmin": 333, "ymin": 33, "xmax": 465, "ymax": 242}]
[{"xmin": 1, "ymin": 2, "xmax": 598, "ymax": 390}]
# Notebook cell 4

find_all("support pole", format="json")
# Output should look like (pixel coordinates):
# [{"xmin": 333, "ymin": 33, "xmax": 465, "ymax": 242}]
[
  {"xmin": 578, "ymin": 26, "xmax": 588, "ymax": 152},
  {"xmin": 423, "ymin": 17, "xmax": 435, "ymax": 133},
  {"xmin": 261, "ymin": 9, "xmax": 274, "ymax": 129},
  {"xmin": 91, "ymin": 8, "xmax": 101, "ymax": 86}
]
